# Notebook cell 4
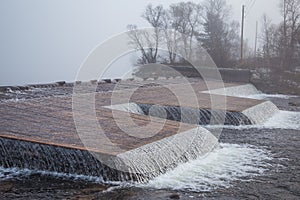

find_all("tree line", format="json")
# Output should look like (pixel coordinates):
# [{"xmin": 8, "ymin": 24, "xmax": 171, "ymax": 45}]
[
  {"xmin": 127, "ymin": 0, "xmax": 240, "ymax": 68},
  {"xmin": 128, "ymin": 0, "xmax": 300, "ymax": 72},
  {"xmin": 259, "ymin": 0, "xmax": 300, "ymax": 71}
]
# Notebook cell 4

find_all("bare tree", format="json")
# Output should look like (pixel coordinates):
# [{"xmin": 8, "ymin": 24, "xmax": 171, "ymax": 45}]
[
  {"xmin": 127, "ymin": 4, "xmax": 165, "ymax": 64},
  {"xmin": 261, "ymin": 14, "xmax": 272, "ymax": 60},
  {"xmin": 127, "ymin": 25, "xmax": 164, "ymax": 64},
  {"xmin": 128, "ymin": 0, "xmax": 243, "ymax": 68},
  {"xmin": 260, "ymin": 14, "xmax": 280, "ymax": 66},
  {"xmin": 169, "ymin": 2, "xmax": 203, "ymax": 61},
  {"xmin": 161, "ymin": 11, "xmax": 179, "ymax": 64},
  {"xmin": 128, "ymin": 2, "xmax": 203, "ymax": 65},
  {"xmin": 279, "ymin": 0, "xmax": 300, "ymax": 69}
]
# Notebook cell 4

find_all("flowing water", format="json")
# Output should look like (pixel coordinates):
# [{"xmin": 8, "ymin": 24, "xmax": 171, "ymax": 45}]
[
  {"xmin": 143, "ymin": 143, "xmax": 271, "ymax": 192},
  {"xmin": 0, "ymin": 88, "xmax": 300, "ymax": 199},
  {"xmin": 106, "ymin": 103, "xmax": 252, "ymax": 126}
]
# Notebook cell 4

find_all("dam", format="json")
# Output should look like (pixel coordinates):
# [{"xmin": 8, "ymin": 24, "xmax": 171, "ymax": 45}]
[{"xmin": 0, "ymin": 78, "xmax": 279, "ymax": 182}]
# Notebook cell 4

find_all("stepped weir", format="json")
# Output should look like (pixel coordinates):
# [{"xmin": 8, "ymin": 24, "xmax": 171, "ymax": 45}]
[{"xmin": 0, "ymin": 78, "xmax": 278, "ymax": 182}]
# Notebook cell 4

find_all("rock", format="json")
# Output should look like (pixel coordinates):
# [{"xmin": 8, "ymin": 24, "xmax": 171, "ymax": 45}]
[
  {"xmin": 288, "ymin": 102, "xmax": 298, "ymax": 107},
  {"xmin": 169, "ymin": 193, "xmax": 180, "ymax": 199},
  {"xmin": 114, "ymin": 79, "xmax": 121, "ymax": 82},
  {"xmin": 0, "ymin": 87, "xmax": 8, "ymax": 92},
  {"xmin": 56, "ymin": 81, "xmax": 66, "ymax": 86},
  {"xmin": 251, "ymin": 73, "xmax": 260, "ymax": 80},
  {"xmin": 98, "ymin": 80, "xmax": 106, "ymax": 84},
  {"xmin": 90, "ymin": 80, "xmax": 98, "ymax": 84},
  {"xmin": 0, "ymin": 181, "xmax": 13, "ymax": 193}
]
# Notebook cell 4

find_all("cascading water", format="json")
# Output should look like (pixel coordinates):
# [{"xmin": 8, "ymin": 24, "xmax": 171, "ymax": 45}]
[
  {"xmin": 117, "ymin": 127, "xmax": 218, "ymax": 182},
  {"xmin": 242, "ymin": 101, "xmax": 279, "ymax": 124},
  {"xmin": 0, "ymin": 128, "xmax": 218, "ymax": 183},
  {"xmin": 139, "ymin": 103, "xmax": 253, "ymax": 126},
  {"xmin": 0, "ymin": 138, "xmax": 103, "ymax": 175},
  {"xmin": 106, "ymin": 103, "xmax": 253, "ymax": 126},
  {"xmin": 1, "ymin": 81, "xmax": 298, "ymax": 199},
  {"xmin": 202, "ymin": 84, "xmax": 261, "ymax": 97},
  {"xmin": 143, "ymin": 143, "xmax": 272, "ymax": 192},
  {"xmin": 0, "ymin": 137, "xmax": 144, "ymax": 182},
  {"xmin": 201, "ymin": 83, "xmax": 281, "ymax": 125},
  {"xmin": 0, "ymin": 83, "xmax": 284, "ymax": 185}
]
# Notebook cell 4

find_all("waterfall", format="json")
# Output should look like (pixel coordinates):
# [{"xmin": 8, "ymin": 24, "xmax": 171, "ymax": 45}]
[
  {"xmin": 0, "ymin": 82, "xmax": 283, "ymax": 184},
  {"xmin": 107, "ymin": 103, "xmax": 252, "ymax": 126},
  {"xmin": 139, "ymin": 103, "xmax": 252, "ymax": 126},
  {"xmin": 0, "ymin": 137, "xmax": 144, "ymax": 182},
  {"xmin": 242, "ymin": 101, "xmax": 279, "ymax": 124},
  {"xmin": 0, "ymin": 128, "xmax": 218, "ymax": 183},
  {"xmin": 117, "ymin": 126, "xmax": 218, "ymax": 182},
  {"xmin": 0, "ymin": 137, "xmax": 102, "ymax": 176},
  {"xmin": 201, "ymin": 83, "xmax": 280, "ymax": 125},
  {"xmin": 202, "ymin": 84, "xmax": 261, "ymax": 97},
  {"xmin": 104, "ymin": 103, "xmax": 144, "ymax": 114}
]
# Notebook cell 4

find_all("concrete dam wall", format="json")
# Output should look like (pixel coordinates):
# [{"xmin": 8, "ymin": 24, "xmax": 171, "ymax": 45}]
[{"xmin": 0, "ymin": 78, "xmax": 278, "ymax": 182}]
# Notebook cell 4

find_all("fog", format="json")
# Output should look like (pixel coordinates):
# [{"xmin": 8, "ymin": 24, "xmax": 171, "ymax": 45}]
[{"xmin": 0, "ymin": 0, "xmax": 281, "ymax": 86}]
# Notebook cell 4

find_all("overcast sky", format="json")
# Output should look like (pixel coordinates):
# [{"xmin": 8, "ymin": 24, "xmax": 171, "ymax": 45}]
[{"xmin": 0, "ymin": 0, "xmax": 282, "ymax": 86}]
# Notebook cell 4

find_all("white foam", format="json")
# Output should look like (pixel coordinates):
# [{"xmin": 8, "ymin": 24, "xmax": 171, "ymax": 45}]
[
  {"xmin": 206, "ymin": 110, "xmax": 300, "ymax": 130},
  {"xmin": 104, "ymin": 103, "xmax": 143, "ymax": 114},
  {"xmin": 202, "ymin": 84, "xmax": 261, "ymax": 97},
  {"xmin": 1, "ymin": 98, "xmax": 27, "ymax": 103},
  {"xmin": 117, "ymin": 127, "xmax": 218, "ymax": 181},
  {"xmin": 0, "ymin": 144, "xmax": 272, "ymax": 192},
  {"xmin": 0, "ymin": 167, "xmax": 104, "ymax": 183},
  {"xmin": 5, "ymin": 88, "xmax": 29, "ymax": 95},
  {"xmin": 246, "ymin": 94, "xmax": 298, "ymax": 100},
  {"xmin": 242, "ymin": 101, "xmax": 279, "ymax": 124},
  {"xmin": 142, "ymin": 143, "xmax": 271, "ymax": 192},
  {"xmin": 263, "ymin": 110, "xmax": 300, "ymax": 129},
  {"xmin": 202, "ymin": 83, "xmax": 297, "ymax": 100}
]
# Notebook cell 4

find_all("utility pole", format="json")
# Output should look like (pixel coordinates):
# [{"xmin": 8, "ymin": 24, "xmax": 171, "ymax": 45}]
[
  {"xmin": 240, "ymin": 5, "xmax": 245, "ymax": 61},
  {"xmin": 254, "ymin": 21, "xmax": 258, "ymax": 58}
]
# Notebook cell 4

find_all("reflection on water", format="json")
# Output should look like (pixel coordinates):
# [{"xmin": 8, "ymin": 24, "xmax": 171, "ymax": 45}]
[{"xmin": 206, "ymin": 110, "xmax": 300, "ymax": 130}]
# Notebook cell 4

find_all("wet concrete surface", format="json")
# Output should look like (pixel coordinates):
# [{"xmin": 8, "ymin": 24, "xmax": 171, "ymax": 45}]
[
  {"xmin": 0, "ymin": 96, "xmax": 299, "ymax": 199},
  {"xmin": 0, "ymin": 79, "xmax": 262, "ymax": 156}
]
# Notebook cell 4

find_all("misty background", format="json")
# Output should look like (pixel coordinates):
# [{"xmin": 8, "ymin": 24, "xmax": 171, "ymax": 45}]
[{"xmin": 0, "ymin": 0, "xmax": 281, "ymax": 86}]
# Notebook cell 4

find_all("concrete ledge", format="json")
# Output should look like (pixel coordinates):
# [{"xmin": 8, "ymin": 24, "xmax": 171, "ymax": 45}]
[
  {"xmin": 118, "ymin": 127, "xmax": 218, "ymax": 181},
  {"xmin": 0, "ymin": 79, "xmax": 276, "ymax": 182},
  {"xmin": 242, "ymin": 101, "xmax": 279, "ymax": 124},
  {"xmin": 218, "ymin": 68, "xmax": 251, "ymax": 83},
  {"xmin": 0, "ymin": 126, "xmax": 218, "ymax": 182},
  {"xmin": 201, "ymin": 83, "xmax": 279, "ymax": 124},
  {"xmin": 106, "ymin": 103, "xmax": 253, "ymax": 126},
  {"xmin": 202, "ymin": 84, "xmax": 260, "ymax": 97},
  {"xmin": 0, "ymin": 86, "xmax": 31, "ymax": 92}
]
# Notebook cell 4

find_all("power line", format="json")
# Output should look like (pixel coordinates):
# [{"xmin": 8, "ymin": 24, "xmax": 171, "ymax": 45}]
[
  {"xmin": 246, "ymin": 0, "xmax": 254, "ymax": 7},
  {"xmin": 245, "ymin": 0, "xmax": 252, "ymax": 7},
  {"xmin": 245, "ymin": 0, "xmax": 256, "ymax": 17},
  {"xmin": 245, "ymin": 0, "xmax": 253, "ymax": 11},
  {"xmin": 243, "ymin": 0, "xmax": 253, "ymax": 19}
]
